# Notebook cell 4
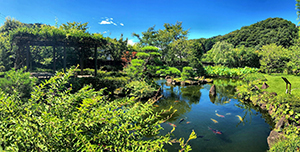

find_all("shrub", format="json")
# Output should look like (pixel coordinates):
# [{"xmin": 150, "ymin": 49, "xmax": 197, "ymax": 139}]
[
  {"xmin": 155, "ymin": 66, "xmax": 181, "ymax": 77},
  {"xmin": 259, "ymin": 43, "xmax": 290, "ymax": 73},
  {"xmin": 0, "ymin": 68, "xmax": 185, "ymax": 151},
  {"xmin": 124, "ymin": 80, "xmax": 157, "ymax": 99},
  {"xmin": 181, "ymin": 66, "xmax": 195, "ymax": 80},
  {"xmin": 0, "ymin": 67, "xmax": 36, "ymax": 100}
]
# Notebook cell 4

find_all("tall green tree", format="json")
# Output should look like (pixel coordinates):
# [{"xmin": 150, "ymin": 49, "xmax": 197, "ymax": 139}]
[
  {"xmin": 133, "ymin": 22, "xmax": 189, "ymax": 65},
  {"xmin": 0, "ymin": 18, "xmax": 23, "ymax": 70}
]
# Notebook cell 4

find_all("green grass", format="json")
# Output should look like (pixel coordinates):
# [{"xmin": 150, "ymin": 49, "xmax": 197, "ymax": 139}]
[{"xmin": 262, "ymin": 74, "xmax": 300, "ymax": 96}]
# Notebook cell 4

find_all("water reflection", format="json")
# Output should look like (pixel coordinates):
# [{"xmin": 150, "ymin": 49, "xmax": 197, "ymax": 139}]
[{"xmin": 153, "ymin": 78, "xmax": 272, "ymax": 152}]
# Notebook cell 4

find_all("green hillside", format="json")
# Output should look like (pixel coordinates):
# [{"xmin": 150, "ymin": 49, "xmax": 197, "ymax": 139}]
[{"xmin": 199, "ymin": 17, "xmax": 298, "ymax": 52}]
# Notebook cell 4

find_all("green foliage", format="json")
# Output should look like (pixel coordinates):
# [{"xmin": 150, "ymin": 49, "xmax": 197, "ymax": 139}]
[
  {"xmin": 181, "ymin": 67, "xmax": 195, "ymax": 80},
  {"xmin": 209, "ymin": 17, "xmax": 298, "ymax": 48},
  {"xmin": 241, "ymin": 73, "xmax": 267, "ymax": 83},
  {"xmin": 286, "ymin": 45, "xmax": 300, "ymax": 75},
  {"xmin": 269, "ymin": 134, "xmax": 300, "ymax": 152},
  {"xmin": 204, "ymin": 65, "xmax": 258, "ymax": 78},
  {"xmin": 133, "ymin": 21, "xmax": 189, "ymax": 66},
  {"xmin": 104, "ymin": 35, "xmax": 130, "ymax": 62},
  {"xmin": 70, "ymin": 75, "xmax": 130, "ymax": 94},
  {"xmin": 259, "ymin": 44, "xmax": 290, "ymax": 73},
  {"xmin": 155, "ymin": 66, "xmax": 181, "ymax": 77},
  {"xmin": 124, "ymin": 80, "xmax": 157, "ymax": 99},
  {"xmin": 136, "ymin": 52, "xmax": 150, "ymax": 59},
  {"xmin": 141, "ymin": 46, "xmax": 159, "ymax": 52},
  {"xmin": 0, "ymin": 67, "xmax": 36, "ymax": 100},
  {"xmin": 202, "ymin": 41, "xmax": 260, "ymax": 68},
  {"xmin": 0, "ymin": 67, "xmax": 190, "ymax": 151}
]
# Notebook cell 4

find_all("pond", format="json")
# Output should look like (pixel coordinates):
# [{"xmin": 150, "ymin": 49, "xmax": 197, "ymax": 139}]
[{"xmin": 154, "ymin": 78, "xmax": 273, "ymax": 152}]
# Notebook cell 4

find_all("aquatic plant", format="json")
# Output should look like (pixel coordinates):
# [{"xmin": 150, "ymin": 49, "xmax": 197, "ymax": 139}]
[{"xmin": 204, "ymin": 65, "xmax": 258, "ymax": 78}]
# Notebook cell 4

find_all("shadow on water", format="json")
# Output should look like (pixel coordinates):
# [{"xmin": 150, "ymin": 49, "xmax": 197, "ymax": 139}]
[{"xmin": 153, "ymin": 78, "xmax": 273, "ymax": 152}]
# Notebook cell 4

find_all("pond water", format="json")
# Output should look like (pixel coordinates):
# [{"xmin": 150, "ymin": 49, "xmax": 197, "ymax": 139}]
[{"xmin": 154, "ymin": 78, "xmax": 273, "ymax": 152}]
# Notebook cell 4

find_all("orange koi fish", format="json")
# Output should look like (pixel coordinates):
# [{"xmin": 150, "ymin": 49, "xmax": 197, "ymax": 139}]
[
  {"xmin": 186, "ymin": 121, "xmax": 191, "ymax": 124},
  {"xmin": 168, "ymin": 123, "xmax": 177, "ymax": 127},
  {"xmin": 208, "ymin": 127, "xmax": 222, "ymax": 134},
  {"xmin": 153, "ymin": 105, "xmax": 159, "ymax": 107},
  {"xmin": 216, "ymin": 113, "xmax": 225, "ymax": 118},
  {"xmin": 174, "ymin": 100, "xmax": 180, "ymax": 103},
  {"xmin": 211, "ymin": 118, "xmax": 218, "ymax": 123}
]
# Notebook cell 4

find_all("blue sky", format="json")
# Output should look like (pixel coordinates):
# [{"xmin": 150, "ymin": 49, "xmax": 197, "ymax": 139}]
[{"xmin": 0, "ymin": 0, "xmax": 298, "ymax": 44}]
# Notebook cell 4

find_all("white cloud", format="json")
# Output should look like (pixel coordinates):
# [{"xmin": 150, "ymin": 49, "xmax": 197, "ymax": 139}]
[
  {"xmin": 127, "ymin": 39, "xmax": 136, "ymax": 46},
  {"xmin": 99, "ymin": 21, "xmax": 112, "ymax": 25},
  {"xmin": 99, "ymin": 17, "xmax": 124, "ymax": 27}
]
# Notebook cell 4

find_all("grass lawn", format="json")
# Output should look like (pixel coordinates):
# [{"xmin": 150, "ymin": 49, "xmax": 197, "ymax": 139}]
[{"xmin": 262, "ymin": 74, "xmax": 300, "ymax": 96}]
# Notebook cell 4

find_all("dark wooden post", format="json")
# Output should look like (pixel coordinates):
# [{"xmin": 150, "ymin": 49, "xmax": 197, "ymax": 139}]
[
  {"xmin": 94, "ymin": 45, "xmax": 97, "ymax": 76},
  {"xmin": 53, "ymin": 45, "xmax": 56, "ymax": 73},
  {"xmin": 79, "ymin": 46, "xmax": 83, "ymax": 75},
  {"xmin": 63, "ymin": 46, "xmax": 66, "ymax": 72},
  {"xmin": 26, "ymin": 44, "xmax": 30, "ymax": 71},
  {"xmin": 281, "ymin": 77, "xmax": 291, "ymax": 94}
]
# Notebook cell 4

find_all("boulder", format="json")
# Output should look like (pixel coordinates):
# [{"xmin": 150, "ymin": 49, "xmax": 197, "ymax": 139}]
[
  {"xmin": 275, "ymin": 117, "xmax": 287, "ymax": 132},
  {"xmin": 261, "ymin": 82, "xmax": 269, "ymax": 89},
  {"xmin": 267, "ymin": 130, "xmax": 285, "ymax": 149},
  {"xmin": 209, "ymin": 85, "xmax": 216, "ymax": 96}
]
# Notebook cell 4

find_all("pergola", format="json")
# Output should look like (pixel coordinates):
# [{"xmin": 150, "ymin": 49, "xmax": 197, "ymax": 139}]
[{"xmin": 10, "ymin": 28, "xmax": 107, "ymax": 76}]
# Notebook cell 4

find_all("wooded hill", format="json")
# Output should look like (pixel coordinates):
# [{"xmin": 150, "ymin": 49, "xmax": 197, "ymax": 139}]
[{"xmin": 199, "ymin": 17, "xmax": 298, "ymax": 52}]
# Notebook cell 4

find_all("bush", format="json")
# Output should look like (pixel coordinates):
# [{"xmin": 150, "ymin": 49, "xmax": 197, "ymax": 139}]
[
  {"xmin": 124, "ymin": 80, "xmax": 157, "ymax": 99},
  {"xmin": 259, "ymin": 43, "xmax": 290, "ymax": 73},
  {"xmin": 181, "ymin": 66, "xmax": 195, "ymax": 80},
  {"xmin": 0, "ymin": 68, "xmax": 184, "ymax": 151},
  {"xmin": 155, "ymin": 66, "xmax": 181, "ymax": 77},
  {"xmin": 0, "ymin": 67, "xmax": 36, "ymax": 100}
]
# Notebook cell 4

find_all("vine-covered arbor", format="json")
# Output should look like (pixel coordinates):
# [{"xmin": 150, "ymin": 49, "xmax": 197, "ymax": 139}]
[{"xmin": 9, "ymin": 24, "xmax": 107, "ymax": 76}]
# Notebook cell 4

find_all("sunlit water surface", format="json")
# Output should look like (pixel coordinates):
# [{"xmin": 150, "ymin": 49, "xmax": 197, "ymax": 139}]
[{"xmin": 153, "ymin": 78, "xmax": 272, "ymax": 152}]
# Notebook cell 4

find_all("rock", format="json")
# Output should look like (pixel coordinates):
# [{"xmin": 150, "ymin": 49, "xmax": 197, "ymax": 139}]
[
  {"xmin": 275, "ymin": 117, "xmax": 287, "ymax": 132},
  {"xmin": 267, "ymin": 130, "xmax": 284, "ymax": 149},
  {"xmin": 268, "ymin": 106, "xmax": 274, "ymax": 116},
  {"xmin": 261, "ymin": 82, "xmax": 269, "ymax": 89},
  {"xmin": 270, "ymin": 92, "xmax": 277, "ymax": 97},
  {"xmin": 259, "ymin": 103, "xmax": 267, "ymax": 110},
  {"xmin": 181, "ymin": 81, "xmax": 185, "ymax": 86},
  {"xmin": 250, "ymin": 85, "xmax": 259, "ymax": 91},
  {"xmin": 209, "ymin": 85, "xmax": 216, "ymax": 96}
]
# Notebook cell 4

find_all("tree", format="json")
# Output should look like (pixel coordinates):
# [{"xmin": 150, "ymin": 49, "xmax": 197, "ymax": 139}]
[
  {"xmin": 104, "ymin": 34, "xmax": 129, "ymax": 62},
  {"xmin": 259, "ymin": 43, "xmax": 290, "ymax": 73},
  {"xmin": 0, "ymin": 18, "xmax": 24, "ymax": 70},
  {"xmin": 133, "ymin": 22, "xmax": 189, "ymax": 65}
]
